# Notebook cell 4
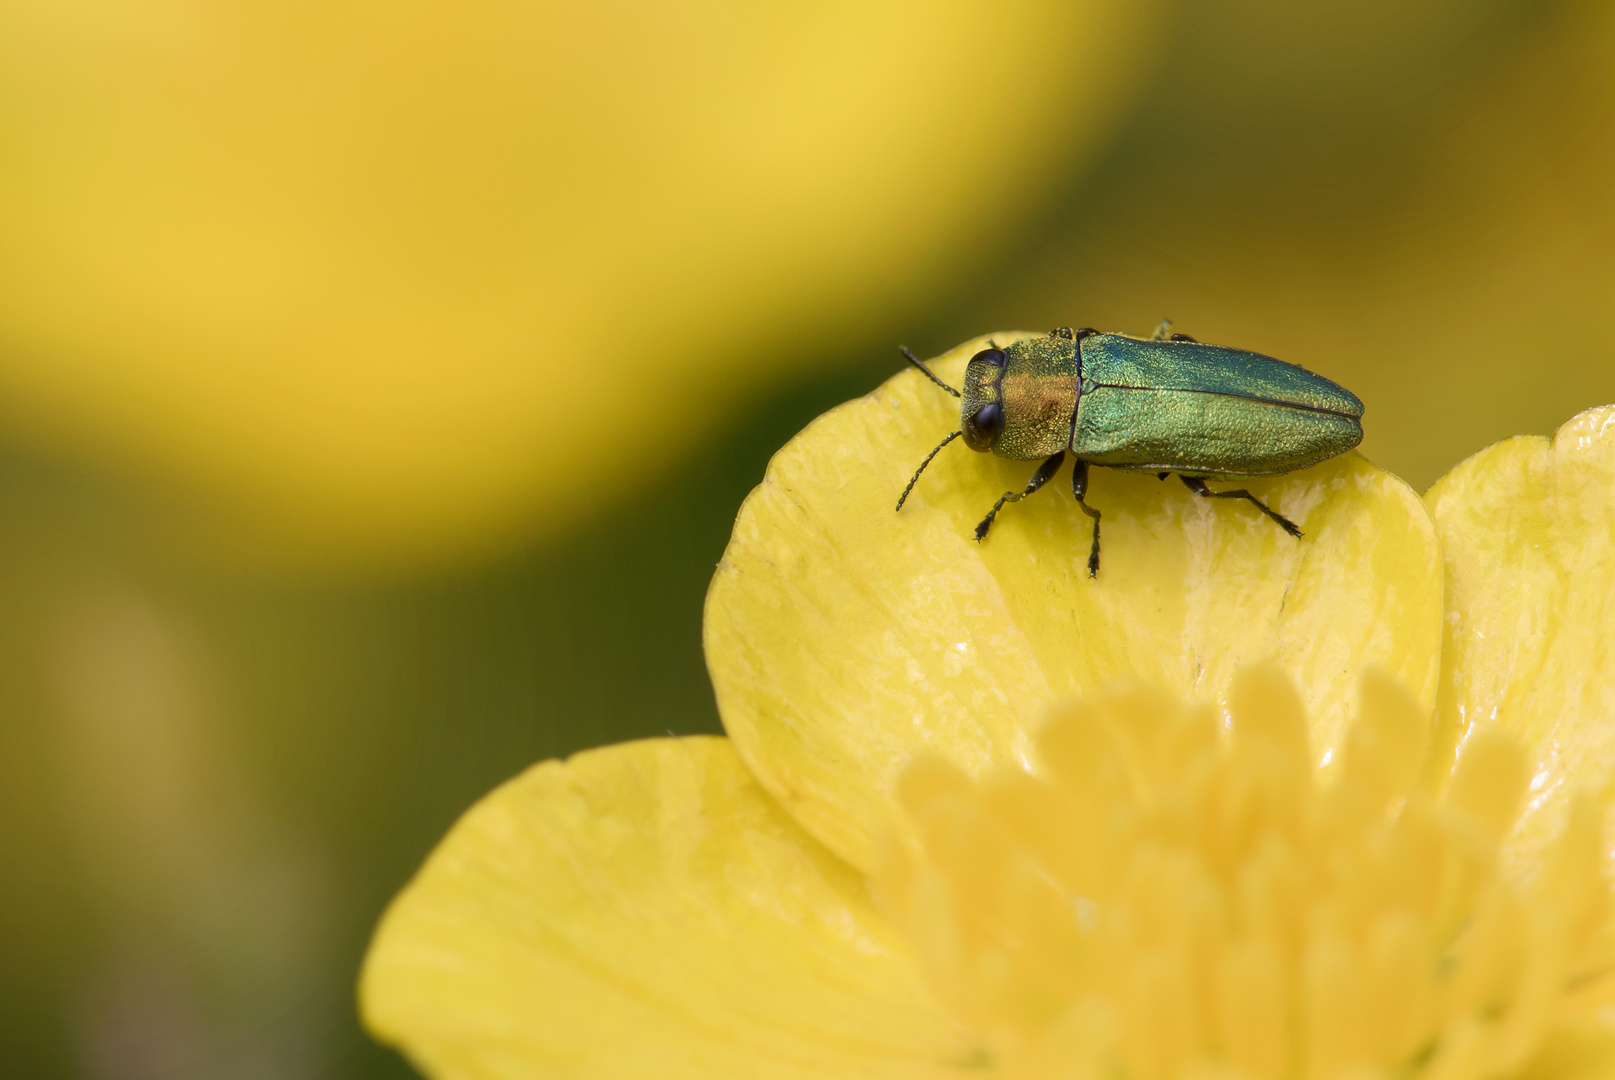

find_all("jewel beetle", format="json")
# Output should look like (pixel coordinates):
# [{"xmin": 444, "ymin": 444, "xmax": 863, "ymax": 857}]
[{"xmin": 895, "ymin": 323, "xmax": 1364, "ymax": 578}]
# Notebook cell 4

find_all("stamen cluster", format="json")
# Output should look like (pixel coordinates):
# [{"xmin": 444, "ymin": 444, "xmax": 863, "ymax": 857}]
[{"xmin": 877, "ymin": 668, "xmax": 1609, "ymax": 1080}]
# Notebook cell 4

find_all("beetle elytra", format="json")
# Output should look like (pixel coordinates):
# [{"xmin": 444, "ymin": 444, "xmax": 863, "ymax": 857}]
[{"xmin": 895, "ymin": 324, "xmax": 1364, "ymax": 577}]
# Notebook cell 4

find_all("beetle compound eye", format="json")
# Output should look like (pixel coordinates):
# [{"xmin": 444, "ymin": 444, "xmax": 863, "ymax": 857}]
[
  {"xmin": 962, "ymin": 402, "xmax": 1003, "ymax": 451},
  {"xmin": 971, "ymin": 347, "xmax": 1007, "ymax": 368}
]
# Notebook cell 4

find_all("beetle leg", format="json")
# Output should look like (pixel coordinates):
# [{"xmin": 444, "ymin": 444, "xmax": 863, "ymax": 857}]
[
  {"xmin": 1179, "ymin": 476, "xmax": 1303, "ymax": 538},
  {"xmin": 1150, "ymin": 320, "xmax": 1199, "ymax": 344},
  {"xmin": 975, "ymin": 452, "xmax": 1065, "ymax": 542},
  {"xmin": 1072, "ymin": 459, "xmax": 1102, "ymax": 578}
]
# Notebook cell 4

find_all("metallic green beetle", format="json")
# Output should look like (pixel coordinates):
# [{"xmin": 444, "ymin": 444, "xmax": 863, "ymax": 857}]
[{"xmin": 895, "ymin": 324, "xmax": 1364, "ymax": 577}]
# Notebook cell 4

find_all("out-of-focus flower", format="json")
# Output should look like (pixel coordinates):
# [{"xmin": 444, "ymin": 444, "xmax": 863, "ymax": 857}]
[
  {"xmin": 0, "ymin": 1, "xmax": 1158, "ymax": 568},
  {"xmin": 359, "ymin": 338, "xmax": 1615, "ymax": 1077}
]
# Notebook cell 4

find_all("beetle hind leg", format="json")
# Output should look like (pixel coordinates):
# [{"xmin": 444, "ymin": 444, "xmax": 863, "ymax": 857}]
[
  {"xmin": 1180, "ymin": 475, "xmax": 1303, "ymax": 538},
  {"xmin": 1072, "ymin": 460, "xmax": 1102, "ymax": 578},
  {"xmin": 975, "ymin": 452, "xmax": 1065, "ymax": 542}
]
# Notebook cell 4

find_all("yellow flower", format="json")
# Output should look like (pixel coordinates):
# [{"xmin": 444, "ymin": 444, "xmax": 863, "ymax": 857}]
[{"xmin": 360, "ymin": 336, "xmax": 1615, "ymax": 1078}]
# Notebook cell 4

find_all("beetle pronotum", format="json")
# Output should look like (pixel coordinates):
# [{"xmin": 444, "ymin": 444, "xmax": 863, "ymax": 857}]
[{"xmin": 896, "ymin": 324, "xmax": 1364, "ymax": 577}]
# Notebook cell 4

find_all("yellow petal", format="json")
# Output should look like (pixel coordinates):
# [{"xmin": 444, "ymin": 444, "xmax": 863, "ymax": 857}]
[
  {"xmin": 360, "ymin": 736, "xmax": 968, "ymax": 1080},
  {"xmin": 705, "ymin": 335, "xmax": 1443, "ymax": 870},
  {"xmin": 0, "ymin": 1, "xmax": 1159, "ymax": 568},
  {"xmin": 1425, "ymin": 405, "xmax": 1615, "ymax": 864}
]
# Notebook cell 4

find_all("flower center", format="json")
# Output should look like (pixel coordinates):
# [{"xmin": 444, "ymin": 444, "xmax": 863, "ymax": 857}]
[{"xmin": 876, "ymin": 667, "xmax": 1609, "ymax": 1079}]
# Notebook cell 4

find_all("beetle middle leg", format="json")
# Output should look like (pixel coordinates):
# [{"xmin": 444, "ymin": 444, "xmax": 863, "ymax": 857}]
[
  {"xmin": 1149, "ymin": 319, "xmax": 1197, "ymax": 343},
  {"xmin": 975, "ymin": 452, "xmax": 1065, "ymax": 542},
  {"xmin": 1072, "ymin": 459, "xmax": 1102, "ymax": 578},
  {"xmin": 1179, "ymin": 475, "xmax": 1303, "ymax": 538}
]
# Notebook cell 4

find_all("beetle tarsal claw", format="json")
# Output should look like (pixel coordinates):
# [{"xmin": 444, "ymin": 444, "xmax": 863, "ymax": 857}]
[
  {"xmin": 1179, "ymin": 476, "xmax": 1304, "ymax": 539},
  {"xmin": 974, "ymin": 492, "xmax": 1019, "ymax": 542}
]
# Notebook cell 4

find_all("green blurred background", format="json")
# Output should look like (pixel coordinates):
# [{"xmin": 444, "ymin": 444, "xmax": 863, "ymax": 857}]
[{"xmin": 3, "ymin": 1, "xmax": 1614, "ymax": 1077}]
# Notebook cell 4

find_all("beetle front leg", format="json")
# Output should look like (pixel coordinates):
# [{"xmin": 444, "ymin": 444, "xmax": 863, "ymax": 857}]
[
  {"xmin": 1179, "ymin": 476, "xmax": 1303, "ymax": 538},
  {"xmin": 975, "ymin": 452, "xmax": 1065, "ymax": 542},
  {"xmin": 1072, "ymin": 459, "xmax": 1102, "ymax": 578}
]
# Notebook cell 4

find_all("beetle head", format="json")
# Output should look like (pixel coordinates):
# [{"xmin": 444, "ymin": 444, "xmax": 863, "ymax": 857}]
[{"xmin": 959, "ymin": 347, "xmax": 1007, "ymax": 451}]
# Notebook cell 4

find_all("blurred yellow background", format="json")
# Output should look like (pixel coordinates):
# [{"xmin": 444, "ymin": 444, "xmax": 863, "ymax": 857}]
[
  {"xmin": 0, "ymin": 0, "xmax": 1156, "ymax": 568},
  {"xmin": 1, "ymin": 1, "xmax": 1612, "ymax": 1078}
]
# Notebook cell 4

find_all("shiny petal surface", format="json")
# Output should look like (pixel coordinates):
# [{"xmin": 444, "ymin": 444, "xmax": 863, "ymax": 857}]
[
  {"xmin": 360, "ymin": 736, "xmax": 967, "ymax": 1080},
  {"xmin": 705, "ymin": 335, "xmax": 1443, "ymax": 870},
  {"xmin": 1425, "ymin": 405, "xmax": 1615, "ymax": 865}
]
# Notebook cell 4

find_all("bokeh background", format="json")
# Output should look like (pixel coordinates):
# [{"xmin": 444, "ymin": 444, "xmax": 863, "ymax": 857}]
[{"xmin": 2, "ymin": 0, "xmax": 1613, "ymax": 1076}]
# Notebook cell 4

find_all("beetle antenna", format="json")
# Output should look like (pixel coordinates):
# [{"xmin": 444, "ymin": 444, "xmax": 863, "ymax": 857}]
[
  {"xmin": 896, "ymin": 430, "xmax": 963, "ymax": 511},
  {"xmin": 899, "ymin": 346, "xmax": 961, "ymax": 398}
]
